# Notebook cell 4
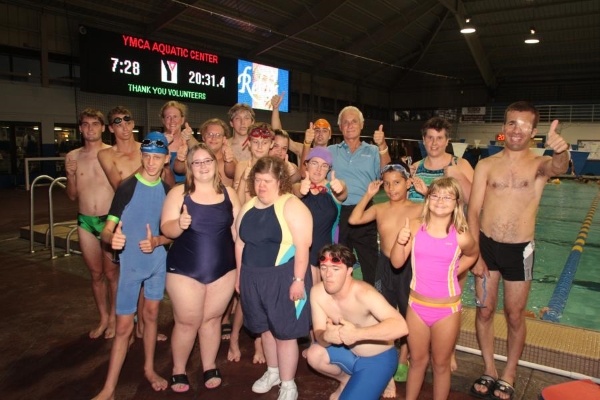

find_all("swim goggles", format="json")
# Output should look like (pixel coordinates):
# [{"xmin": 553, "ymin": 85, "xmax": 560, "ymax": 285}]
[
  {"xmin": 111, "ymin": 115, "xmax": 132, "ymax": 125},
  {"xmin": 141, "ymin": 139, "xmax": 167, "ymax": 148},
  {"xmin": 319, "ymin": 255, "xmax": 344, "ymax": 265},
  {"xmin": 248, "ymin": 125, "xmax": 273, "ymax": 139},
  {"xmin": 380, "ymin": 164, "xmax": 410, "ymax": 179}
]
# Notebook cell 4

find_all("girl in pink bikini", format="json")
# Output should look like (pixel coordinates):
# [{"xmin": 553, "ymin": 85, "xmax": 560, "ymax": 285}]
[{"xmin": 390, "ymin": 177, "xmax": 479, "ymax": 400}]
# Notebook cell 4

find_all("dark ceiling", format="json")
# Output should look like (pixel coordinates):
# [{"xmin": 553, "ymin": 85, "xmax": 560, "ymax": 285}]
[{"xmin": 6, "ymin": 0, "xmax": 600, "ymax": 99}]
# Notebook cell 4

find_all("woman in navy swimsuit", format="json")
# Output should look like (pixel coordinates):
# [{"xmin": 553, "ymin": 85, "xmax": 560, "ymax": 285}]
[{"xmin": 161, "ymin": 143, "xmax": 241, "ymax": 392}]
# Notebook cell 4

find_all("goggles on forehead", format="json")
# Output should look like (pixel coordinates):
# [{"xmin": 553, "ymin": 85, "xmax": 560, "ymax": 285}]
[
  {"xmin": 380, "ymin": 164, "xmax": 410, "ymax": 179},
  {"xmin": 111, "ymin": 115, "xmax": 132, "ymax": 125},
  {"xmin": 319, "ymin": 255, "xmax": 344, "ymax": 265},
  {"xmin": 248, "ymin": 125, "xmax": 273, "ymax": 139},
  {"xmin": 141, "ymin": 139, "xmax": 166, "ymax": 148}
]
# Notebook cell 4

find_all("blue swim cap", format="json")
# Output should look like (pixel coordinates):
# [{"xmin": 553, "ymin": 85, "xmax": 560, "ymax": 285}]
[{"xmin": 141, "ymin": 131, "xmax": 169, "ymax": 155}]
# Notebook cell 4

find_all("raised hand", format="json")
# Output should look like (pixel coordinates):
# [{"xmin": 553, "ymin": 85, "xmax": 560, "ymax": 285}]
[
  {"xmin": 396, "ymin": 217, "xmax": 411, "ymax": 246},
  {"xmin": 65, "ymin": 157, "xmax": 77, "ymax": 176},
  {"xmin": 179, "ymin": 204, "xmax": 192, "ymax": 230},
  {"xmin": 181, "ymin": 122, "xmax": 193, "ymax": 141},
  {"xmin": 304, "ymin": 122, "xmax": 315, "ymax": 145},
  {"xmin": 222, "ymin": 140, "xmax": 234, "ymax": 163},
  {"xmin": 270, "ymin": 92, "xmax": 285, "ymax": 110},
  {"xmin": 546, "ymin": 120, "xmax": 569, "ymax": 154},
  {"xmin": 329, "ymin": 170, "xmax": 344, "ymax": 194},
  {"xmin": 176, "ymin": 141, "xmax": 188, "ymax": 162},
  {"xmin": 366, "ymin": 180, "xmax": 382, "ymax": 197},
  {"xmin": 412, "ymin": 176, "xmax": 428, "ymax": 196},
  {"xmin": 338, "ymin": 317, "xmax": 359, "ymax": 345},
  {"xmin": 112, "ymin": 221, "xmax": 126, "ymax": 250},
  {"xmin": 299, "ymin": 171, "xmax": 311, "ymax": 196},
  {"xmin": 373, "ymin": 124, "xmax": 385, "ymax": 147},
  {"xmin": 323, "ymin": 317, "xmax": 342, "ymax": 345},
  {"xmin": 139, "ymin": 223, "xmax": 155, "ymax": 253}
]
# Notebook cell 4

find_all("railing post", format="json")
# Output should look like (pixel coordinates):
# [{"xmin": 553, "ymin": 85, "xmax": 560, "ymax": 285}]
[
  {"xmin": 29, "ymin": 175, "xmax": 55, "ymax": 253},
  {"xmin": 48, "ymin": 177, "xmax": 67, "ymax": 259}
]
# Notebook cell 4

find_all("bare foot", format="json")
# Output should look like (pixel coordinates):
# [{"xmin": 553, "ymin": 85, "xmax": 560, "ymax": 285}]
[
  {"xmin": 157, "ymin": 333, "xmax": 168, "ymax": 342},
  {"xmin": 91, "ymin": 388, "xmax": 115, "ymax": 400},
  {"xmin": 104, "ymin": 320, "xmax": 116, "ymax": 339},
  {"xmin": 301, "ymin": 348, "xmax": 308, "ymax": 359},
  {"xmin": 451, "ymin": 351, "xmax": 458, "ymax": 372},
  {"xmin": 329, "ymin": 379, "xmax": 348, "ymax": 400},
  {"xmin": 227, "ymin": 341, "xmax": 241, "ymax": 362},
  {"xmin": 145, "ymin": 370, "xmax": 168, "ymax": 391},
  {"xmin": 89, "ymin": 322, "xmax": 108, "ymax": 339},
  {"xmin": 253, "ymin": 338, "xmax": 265, "ymax": 364},
  {"xmin": 382, "ymin": 378, "xmax": 396, "ymax": 398}
]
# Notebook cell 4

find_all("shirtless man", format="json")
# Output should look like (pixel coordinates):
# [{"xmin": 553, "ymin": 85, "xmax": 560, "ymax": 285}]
[
  {"xmin": 98, "ymin": 106, "xmax": 168, "ymax": 341},
  {"xmin": 173, "ymin": 118, "xmax": 236, "ymax": 186},
  {"xmin": 227, "ymin": 103, "xmax": 255, "ymax": 162},
  {"xmin": 468, "ymin": 101, "xmax": 570, "ymax": 400},
  {"xmin": 98, "ymin": 106, "xmax": 141, "ymax": 190},
  {"xmin": 65, "ymin": 108, "xmax": 118, "ymax": 339},
  {"xmin": 348, "ymin": 163, "xmax": 423, "ymax": 392},
  {"xmin": 306, "ymin": 244, "xmax": 408, "ymax": 400}
]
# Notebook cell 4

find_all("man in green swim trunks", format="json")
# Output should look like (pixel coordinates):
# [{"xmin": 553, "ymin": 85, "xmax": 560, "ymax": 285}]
[{"xmin": 66, "ymin": 108, "xmax": 118, "ymax": 339}]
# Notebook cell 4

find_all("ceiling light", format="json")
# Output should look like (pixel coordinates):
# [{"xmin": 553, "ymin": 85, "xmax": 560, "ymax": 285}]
[
  {"xmin": 460, "ymin": 18, "xmax": 476, "ymax": 34},
  {"xmin": 525, "ymin": 26, "xmax": 540, "ymax": 44}
]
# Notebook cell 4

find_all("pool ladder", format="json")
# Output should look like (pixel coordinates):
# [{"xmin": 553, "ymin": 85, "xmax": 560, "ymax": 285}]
[{"xmin": 29, "ymin": 175, "xmax": 80, "ymax": 259}]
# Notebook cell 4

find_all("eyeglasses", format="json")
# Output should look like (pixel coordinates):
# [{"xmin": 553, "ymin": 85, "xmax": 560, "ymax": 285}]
[
  {"xmin": 381, "ymin": 164, "xmax": 409, "ymax": 178},
  {"xmin": 429, "ymin": 193, "xmax": 456, "ymax": 202},
  {"xmin": 141, "ymin": 139, "xmax": 167, "ymax": 148},
  {"xmin": 248, "ymin": 125, "xmax": 273, "ymax": 139},
  {"xmin": 205, "ymin": 132, "xmax": 223, "ymax": 138},
  {"xmin": 475, "ymin": 276, "xmax": 487, "ymax": 308},
  {"xmin": 111, "ymin": 115, "xmax": 132, "ymax": 125},
  {"xmin": 319, "ymin": 255, "xmax": 344, "ymax": 265},
  {"xmin": 191, "ymin": 158, "xmax": 215, "ymax": 168},
  {"xmin": 308, "ymin": 160, "xmax": 331, "ymax": 170}
]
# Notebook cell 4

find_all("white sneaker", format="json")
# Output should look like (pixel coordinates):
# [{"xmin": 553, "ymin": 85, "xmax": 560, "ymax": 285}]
[
  {"xmin": 252, "ymin": 371, "xmax": 281, "ymax": 394},
  {"xmin": 278, "ymin": 385, "xmax": 298, "ymax": 400}
]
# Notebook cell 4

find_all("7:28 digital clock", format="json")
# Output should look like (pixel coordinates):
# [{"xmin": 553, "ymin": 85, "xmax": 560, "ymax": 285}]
[{"xmin": 111, "ymin": 58, "xmax": 140, "ymax": 75}]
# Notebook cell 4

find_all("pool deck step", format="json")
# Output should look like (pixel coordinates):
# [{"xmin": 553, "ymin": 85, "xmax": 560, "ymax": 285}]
[{"xmin": 459, "ymin": 307, "xmax": 599, "ymax": 379}]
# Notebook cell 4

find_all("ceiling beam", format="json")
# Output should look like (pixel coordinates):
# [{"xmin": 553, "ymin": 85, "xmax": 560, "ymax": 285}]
[
  {"xmin": 246, "ymin": 0, "xmax": 347, "ymax": 58},
  {"xmin": 437, "ymin": 0, "xmax": 497, "ymax": 90},
  {"xmin": 146, "ymin": 0, "xmax": 193, "ymax": 35}
]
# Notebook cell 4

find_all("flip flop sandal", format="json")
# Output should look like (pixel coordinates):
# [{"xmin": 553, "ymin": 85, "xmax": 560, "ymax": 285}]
[
  {"xmin": 491, "ymin": 379, "xmax": 515, "ymax": 400},
  {"xmin": 170, "ymin": 374, "xmax": 190, "ymax": 393},
  {"xmin": 203, "ymin": 368, "xmax": 222, "ymax": 390},
  {"xmin": 470, "ymin": 374, "xmax": 496, "ymax": 398}
]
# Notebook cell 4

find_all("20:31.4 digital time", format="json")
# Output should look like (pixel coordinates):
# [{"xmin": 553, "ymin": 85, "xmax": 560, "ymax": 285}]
[
  {"xmin": 111, "ymin": 57, "xmax": 140, "ymax": 75},
  {"xmin": 189, "ymin": 71, "xmax": 225, "ymax": 88}
]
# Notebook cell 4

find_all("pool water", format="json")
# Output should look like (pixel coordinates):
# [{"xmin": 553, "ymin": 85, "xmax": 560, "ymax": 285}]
[{"xmin": 372, "ymin": 180, "xmax": 600, "ymax": 331}]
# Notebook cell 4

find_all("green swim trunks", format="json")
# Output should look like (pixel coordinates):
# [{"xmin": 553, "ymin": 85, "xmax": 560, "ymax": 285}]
[{"xmin": 77, "ymin": 213, "xmax": 107, "ymax": 239}]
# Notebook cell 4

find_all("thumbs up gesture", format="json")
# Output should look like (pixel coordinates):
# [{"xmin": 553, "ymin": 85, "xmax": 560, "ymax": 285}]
[
  {"xmin": 338, "ymin": 317, "xmax": 359, "ymax": 345},
  {"xmin": 373, "ymin": 124, "xmax": 385, "ymax": 147},
  {"xmin": 270, "ymin": 92, "xmax": 285, "ymax": 110},
  {"xmin": 65, "ymin": 157, "xmax": 77, "ymax": 177},
  {"xmin": 181, "ymin": 122, "xmax": 193, "ymax": 142},
  {"xmin": 299, "ymin": 171, "xmax": 311, "ymax": 196},
  {"xmin": 179, "ymin": 204, "xmax": 192, "ymax": 230},
  {"xmin": 222, "ymin": 140, "xmax": 234, "ymax": 163},
  {"xmin": 546, "ymin": 120, "xmax": 569, "ymax": 154},
  {"xmin": 176, "ymin": 140, "xmax": 188, "ymax": 162},
  {"xmin": 139, "ymin": 223, "xmax": 156, "ymax": 253},
  {"xmin": 112, "ymin": 221, "xmax": 126, "ymax": 250},
  {"xmin": 323, "ymin": 317, "xmax": 342, "ymax": 345},
  {"xmin": 304, "ymin": 122, "xmax": 315, "ymax": 146},
  {"xmin": 396, "ymin": 217, "xmax": 411, "ymax": 246},
  {"xmin": 329, "ymin": 170, "xmax": 344, "ymax": 194}
]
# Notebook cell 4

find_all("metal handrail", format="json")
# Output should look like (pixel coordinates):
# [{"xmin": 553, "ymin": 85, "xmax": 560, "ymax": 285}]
[
  {"xmin": 65, "ymin": 225, "xmax": 82, "ymax": 256},
  {"xmin": 29, "ymin": 175, "xmax": 56, "ymax": 253},
  {"xmin": 48, "ymin": 177, "xmax": 67, "ymax": 259}
]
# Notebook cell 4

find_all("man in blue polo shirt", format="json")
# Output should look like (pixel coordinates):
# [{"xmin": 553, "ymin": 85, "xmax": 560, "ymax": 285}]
[{"xmin": 328, "ymin": 106, "xmax": 391, "ymax": 285}]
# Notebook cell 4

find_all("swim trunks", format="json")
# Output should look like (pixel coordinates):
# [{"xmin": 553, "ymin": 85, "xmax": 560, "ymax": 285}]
[
  {"xmin": 326, "ymin": 345, "xmax": 397, "ymax": 400},
  {"xmin": 77, "ymin": 213, "xmax": 107, "ymax": 238},
  {"xmin": 375, "ymin": 254, "xmax": 411, "ymax": 318},
  {"xmin": 479, "ymin": 231, "xmax": 534, "ymax": 281}
]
